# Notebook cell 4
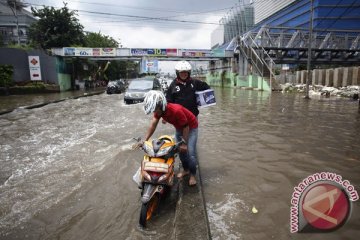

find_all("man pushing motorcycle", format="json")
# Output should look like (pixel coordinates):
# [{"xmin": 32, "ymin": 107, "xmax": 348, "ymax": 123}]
[{"xmin": 136, "ymin": 90, "xmax": 198, "ymax": 186}]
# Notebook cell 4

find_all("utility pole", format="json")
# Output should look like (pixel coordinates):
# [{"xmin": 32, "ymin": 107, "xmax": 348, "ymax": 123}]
[
  {"xmin": 305, "ymin": 0, "xmax": 314, "ymax": 99},
  {"xmin": 8, "ymin": 0, "xmax": 21, "ymax": 45},
  {"xmin": 14, "ymin": 0, "xmax": 20, "ymax": 45}
]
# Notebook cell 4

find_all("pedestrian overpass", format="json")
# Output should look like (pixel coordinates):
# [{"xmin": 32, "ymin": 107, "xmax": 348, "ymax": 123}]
[
  {"xmin": 51, "ymin": 47, "xmax": 232, "ymax": 61},
  {"xmin": 231, "ymin": 26, "xmax": 360, "ymax": 90},
  {"xmin": 51, "ymin": 27, "xmax": 360, "ymax": 90},
  {"xmin": 51, "ymin": 47, "xmax": 233, "ymax": 74}
]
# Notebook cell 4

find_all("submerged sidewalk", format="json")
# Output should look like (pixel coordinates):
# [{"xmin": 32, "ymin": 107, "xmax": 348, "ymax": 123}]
[
  {"xmin": 0, "ymin": 89, "xmax": 106, "ymax": 115},
  {"xmin": 173, "ymin": 165, "xmax": 211, "ymax": 239}
]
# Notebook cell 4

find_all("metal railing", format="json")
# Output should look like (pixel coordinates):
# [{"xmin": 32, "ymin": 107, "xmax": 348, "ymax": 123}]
[{"xmin": 239, "ymin": 30, "xmax": 278, "ymax": 90}]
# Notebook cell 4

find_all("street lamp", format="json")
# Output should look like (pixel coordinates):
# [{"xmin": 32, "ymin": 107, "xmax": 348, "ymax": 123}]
[{"xmin": 305, "ymin": 0, "xmax": 314, "ymax": 99}]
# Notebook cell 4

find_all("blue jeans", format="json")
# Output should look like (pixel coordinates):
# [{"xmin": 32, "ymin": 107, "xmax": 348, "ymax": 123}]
[{"xmin": 175, "ymin": 128, "xmax": 198, "ymax": 175}]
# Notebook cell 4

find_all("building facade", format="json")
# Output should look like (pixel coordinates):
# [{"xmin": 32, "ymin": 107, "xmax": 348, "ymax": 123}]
[
  {"xmin": 252, "ymin": 0, "xmax": 297, "ymax": 24},
  {"xmin": 208, "ymin": 0, "xmax": 360, "ymax": 90},
  {"xmin": 252, "ymin": 0, "xmax": 360, "ymax": 31},
  {"xmin": 212, "ymin": 0, "xmax": 360, "ymax": 48},
  {"xmin": 0, "ymin": 0, "xmax": 37, "ymax": 46},
  {"xmin": 211, "ymin": 4, "xmax": 254, "ymax": 48}
]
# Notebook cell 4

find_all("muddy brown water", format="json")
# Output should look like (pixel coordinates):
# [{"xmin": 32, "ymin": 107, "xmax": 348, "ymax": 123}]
[{"xmin": 0, "ymin": 88, "xmax": 359, "ymax": 239}]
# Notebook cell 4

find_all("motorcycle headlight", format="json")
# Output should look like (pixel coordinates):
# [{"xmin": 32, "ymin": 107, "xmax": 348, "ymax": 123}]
[
  {"xmin": 143, "ymin": 143, "xmax": 155, "ymax": 157},
  {"xmin": 158, "ymin": 173, "xmax": 169, "ymax": 182},
  {"xmin": 156, "ymin": 146, "xmax": 173, "ymax": 157}
]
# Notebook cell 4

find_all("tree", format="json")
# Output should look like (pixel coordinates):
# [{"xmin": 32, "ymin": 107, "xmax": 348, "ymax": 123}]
[
  {"xmin": 84, "ymin": 31, "xmax": 119, "ymax": 48},
  {"xmin": 28, "ymin": 3, "xmax": 84, "ymax": 49},
  {"xmin": 76, "ymin": 32, "xmax": 120, "ymax": 82}
]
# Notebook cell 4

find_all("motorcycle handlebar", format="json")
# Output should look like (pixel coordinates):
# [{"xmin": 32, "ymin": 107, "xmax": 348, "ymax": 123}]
[{"xmin": 132, "ymin": 137, "xmax": 185, "ymax": 152}]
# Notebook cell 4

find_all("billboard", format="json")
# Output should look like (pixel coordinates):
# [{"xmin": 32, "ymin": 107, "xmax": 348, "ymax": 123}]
[
  {"xmin": 63, "ymin": 48, "xmax": 116, "ymax": 56},
  {"xmin": 116, "ymin": 48, "xmax": 131, "ymax": 56},
  {"xmin": 141, "ymin": 59, "xmax": 159, "ymax": 73},
  {"xmin": 178, "ymin": 49, "xmax": 214, "ymax": 57},
  {"xmin": 100, "ymin": 48, "xmax": 116, "ymax": 56},
  {"xmin": 131, "ymin": 48, "xmax": 177, "ymax": 56},
  {"xmin": 28, "ymin": 56, "xmax": 42, "ymax": 81}
]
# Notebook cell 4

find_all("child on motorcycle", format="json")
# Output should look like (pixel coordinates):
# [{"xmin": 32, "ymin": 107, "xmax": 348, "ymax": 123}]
[{"xmin": 137, "ymin": 90, "xmax": 198, "ymax": 186}]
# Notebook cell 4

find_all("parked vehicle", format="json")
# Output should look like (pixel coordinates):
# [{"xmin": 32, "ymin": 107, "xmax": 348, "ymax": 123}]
[
  {"xmin": 160, "ymin": 78, "xmax": 172, "ymax": 93},
  {"xmin": 106, "ymin": 80, "xmax": 126, "ymax": 94},
  {"xmin": 124, "ymin": 78, "xmax": 161, "ymax": 104},
  {"xmin": 133, "ymin": 135, "xmax": 184, "ymax": 227}
]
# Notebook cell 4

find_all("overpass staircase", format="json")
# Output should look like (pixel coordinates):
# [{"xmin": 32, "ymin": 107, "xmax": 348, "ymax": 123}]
[{"xmin": 238, "ymin": 29, "xmax": 279, "ymax": 90}]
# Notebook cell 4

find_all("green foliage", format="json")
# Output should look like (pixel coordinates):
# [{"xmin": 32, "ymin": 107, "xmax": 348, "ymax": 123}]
[
  {"xmin": 0, "ymin": 65, "xmax": 14, "ymax": 87},
  {"xmin": 77, "ymin": 60, "xmax": 138, "ymax": 81},
  {"xmin": 6, "ymin": 44, "xmax": 34, "ymax": 50},
  {"xmin": 84, "ymin": 32, "xmax": 119, "ymax": 48},
  {"xmin": 107, "ymin": 61, "xmax": 139, "ymax": 80},
  {"xmin": 10, "ymin": 82, "xmax": 46, "ymax": 94},
  {"xmin": 28, "ymin": 3, "xmax": 84, "ymax": 49}
]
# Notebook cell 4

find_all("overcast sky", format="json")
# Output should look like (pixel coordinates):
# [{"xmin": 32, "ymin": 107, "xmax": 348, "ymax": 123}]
[
  {"xmin": 26, "ymin": 0, "xmax": 242, "ymax": 49},
  {"xmin": 25, "ymin": 0, "xmax": 242, "ymax": 74}
]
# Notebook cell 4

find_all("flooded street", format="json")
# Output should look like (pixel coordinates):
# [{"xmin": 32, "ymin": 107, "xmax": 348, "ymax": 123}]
[
  {"xmin": 1, "ymin": 88, "xmax": 360, "ymax": 239},
  {"xmin": 199, "ymin": 89, "xmax": 360, "ymax": 240}
]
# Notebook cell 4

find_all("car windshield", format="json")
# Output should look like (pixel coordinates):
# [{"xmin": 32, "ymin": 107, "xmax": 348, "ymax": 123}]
[{"xmin": 128, "ymin": 80, "xmax": 153, "ymax": 90}]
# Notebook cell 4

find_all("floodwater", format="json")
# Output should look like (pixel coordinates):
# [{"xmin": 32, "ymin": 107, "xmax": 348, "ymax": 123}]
[{"xmin": 0, "ymin": 88, "xmax": 360, "ymax": 239}]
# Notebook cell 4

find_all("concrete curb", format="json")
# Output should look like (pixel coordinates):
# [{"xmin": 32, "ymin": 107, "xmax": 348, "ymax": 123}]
[
  {"xmin": 0, "ymin": 91, "xmax": 105, "ymax": 116},
  {"xmin": 172, "ymin": 162, "xmax": 211, "ymax": 239}
]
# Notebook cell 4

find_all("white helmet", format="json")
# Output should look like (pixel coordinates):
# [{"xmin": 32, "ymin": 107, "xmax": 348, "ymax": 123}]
[
  {"xmin": 143, "ymin": 90, "xmax": 167, "ymax": 115},
  {"xmin": 175, "ymin": 61, "xmax": 192, "ymax": 72}
]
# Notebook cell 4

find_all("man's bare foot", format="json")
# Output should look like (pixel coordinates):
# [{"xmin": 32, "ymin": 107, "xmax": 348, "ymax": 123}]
[
  {"xmin": 189, "ymin": 175, "xmax": 197, "ymax": 186},
  {"xmin": 177, "ymin": 171, "xmax": 189, "ymax": 178}
]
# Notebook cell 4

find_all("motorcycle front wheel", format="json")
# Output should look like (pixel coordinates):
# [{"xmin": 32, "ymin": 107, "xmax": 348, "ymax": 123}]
[{"xmin": 139, "ymin": 194, "xmax": 159, "ymax": 227}]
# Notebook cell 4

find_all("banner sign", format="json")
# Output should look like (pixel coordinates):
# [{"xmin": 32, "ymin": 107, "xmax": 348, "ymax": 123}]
[
  {"xmin": 100, "ymin": 48, "xmax": 116, "ymax": 56},
  {"xmin": 140, "ymin": 59, "xmax": 159, "ymax": 73},
  {"xmin": 92, "ymin": 48, "xmax": 101, "ymax": 56},
  {"xmin": 178, "ymin": 49, "xmax": 214, "ymax": 57},
  {"xmin": 212, "ymin": 48, "xmax": 225, "ymax": 57},
  {"xmin": 116, "ymin": 48, "xmax": 131, "ymax": 56},
  {"xmin": 63, "ymin": 47, "xmax": 75, "ymax": 56},
  {"xmin": 166, "ymin": 49, "xmax": 177, "ymax": 56},
  {"xmin": 61, "ymin": 47, "xmax": 219, "ymax": 57},
  {"xmin": 63, "ymin": 48, "xmax": 115, "ymax": 56},
  {"xmin": 75, "ymin": 48, "xmax": 93, "ymax": 56},
  {"xmin": 28, "ymin": 56, "xmax": 42, "ymax": 81},
  {"xmin": 131, "ymin": 48, "xmax": 177, "ymax": 56}
]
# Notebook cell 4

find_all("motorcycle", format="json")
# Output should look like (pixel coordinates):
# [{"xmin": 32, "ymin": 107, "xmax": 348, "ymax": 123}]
[{"xmin": 133, "ymin": 135, "xmax": 183, "ymax": 227}]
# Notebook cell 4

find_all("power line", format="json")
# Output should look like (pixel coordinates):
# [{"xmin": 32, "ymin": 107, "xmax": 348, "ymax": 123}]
[
  {"xmin": 58, "ymin": 0, "xmax": 206, "ymax": 14},
  {"xmin": 77, "ymin": 9, "xmax": 222, "ymax": 26},
  {"xmin": 24, "ymin": 0, "xmax": 231, "ymax": 18},
  {"xmin": 24, "ymin": 1, "xmax": 226, "ymax": 26}
]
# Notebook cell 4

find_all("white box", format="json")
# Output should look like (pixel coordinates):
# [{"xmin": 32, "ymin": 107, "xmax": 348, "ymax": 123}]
[{"xmin": 196, "ymin": 89, "xmax": 216, "ymax": 108}]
